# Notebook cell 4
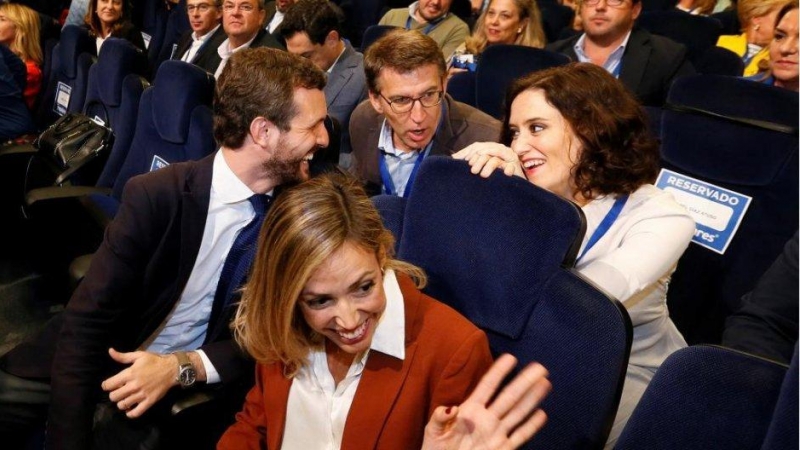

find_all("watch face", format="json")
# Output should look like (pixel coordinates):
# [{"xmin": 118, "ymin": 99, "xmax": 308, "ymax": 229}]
[{"xmin": 179, "ymin": 367, "xmax": 197, "ymax": 386}]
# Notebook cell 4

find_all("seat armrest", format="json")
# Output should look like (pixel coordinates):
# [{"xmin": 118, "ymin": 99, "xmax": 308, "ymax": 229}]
[
  {"xmin": 171, "ymin": 391, "xmax": 217, "ymax": 416},
  {"xmin": 25, "ymin": 185, "xmax": 113, "ymax": 206}
]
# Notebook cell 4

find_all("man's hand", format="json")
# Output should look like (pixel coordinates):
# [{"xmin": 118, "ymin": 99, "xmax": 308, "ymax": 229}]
[
  {"xmin": 101, "ymin": 348, "xmax": 179, "ymax": 418},
  {"xmin": 422, "ymin": 354, "xmax": 551, "ymax": 450}
]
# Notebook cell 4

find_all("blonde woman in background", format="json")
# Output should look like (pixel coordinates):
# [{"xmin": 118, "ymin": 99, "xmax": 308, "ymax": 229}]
[
  {"xmin": 449, "ymin": 0, "xmax": 546, "ymax": 74},
  {"xmin": 717, "ymin": 0, "xmax": 790, "ymax": 75},
  {"xmin": 0, "ymin": 3, "xmax": 42, "ymax": 109}
]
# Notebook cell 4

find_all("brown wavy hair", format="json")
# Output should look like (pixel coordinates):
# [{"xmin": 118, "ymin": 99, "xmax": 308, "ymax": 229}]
[
  {"xmin": 213, "ymin": 47, "xmax": 326, "ymax": 148},
  {"xmin": 232, "ymin": 173, "xmax": 426, "ymax": 375},
  {"xmin": 363, "ymin": 29, "xmax": 447, "ymax": 94},
  {"xmin": 501, "ymin": 62, "xmax": 659, "ymax": 200}
]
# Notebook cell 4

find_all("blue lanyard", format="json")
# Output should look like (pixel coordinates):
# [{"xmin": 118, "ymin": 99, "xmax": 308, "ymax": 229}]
[
  {"xmin": 405, "ymin": 15, "xmax": 444, "ymax": 34},
  {"xmin": 379, "ymin": 145, "xmax": 430, "ymax": 197},
  {"xmin": 577, "ymin": 195, "xmax": 628, "ymax": 262},
  {"xmin": 611, "ymin": 61, "xmax": 622, "ymax": 78}
]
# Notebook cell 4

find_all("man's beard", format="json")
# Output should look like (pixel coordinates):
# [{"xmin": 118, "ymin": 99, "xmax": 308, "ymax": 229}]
[{"xmin": 263, "ymin": 139, "xmax": 311, "ymax": 186}]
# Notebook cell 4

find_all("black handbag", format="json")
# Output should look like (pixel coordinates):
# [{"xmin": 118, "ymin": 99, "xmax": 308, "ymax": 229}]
[{"xmin": 33, "ymin": 111, "xmax": 115, "ymax": 185}]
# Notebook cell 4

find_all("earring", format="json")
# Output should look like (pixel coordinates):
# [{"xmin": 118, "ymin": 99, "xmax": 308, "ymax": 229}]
[
  {"xmin": 755, "ymin": 24, "xmax": 761, "ymax": 31},
  {"xmin": 517, "ymin": 28, "xmax": 523, "ymax": 33}
]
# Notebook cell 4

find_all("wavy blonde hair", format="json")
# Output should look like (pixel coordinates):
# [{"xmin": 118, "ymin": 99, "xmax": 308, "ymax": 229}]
[
  {"xmin": 232, "ymin": 173, "xmax": 426, "ymax": 376},
  {"xmin": 465, "ymin": 0, "xmax": 546, "ymax": 55},
  {"xmin": 0, "ymin": 3, "xmax": 42, "ymax": 65}
]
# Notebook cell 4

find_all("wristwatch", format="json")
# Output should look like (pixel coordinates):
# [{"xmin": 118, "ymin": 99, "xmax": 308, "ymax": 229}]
[{"xmin": 175, "ymin": 351, "xmax": 197, "ymax": 388}]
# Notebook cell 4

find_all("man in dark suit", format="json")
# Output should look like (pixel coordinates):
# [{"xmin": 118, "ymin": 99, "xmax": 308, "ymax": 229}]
[
  {"xmin": 206, "ymin": 0, "xmax": 285, "ymax": 78},
  {"xmin": 546, "ymin": 0, "xmax": 694, "ymax": 106},
  {"xmin": 172, "ymin": 0, "xmax": 228, "ymax": 73},
  {"xmin": 0, "ymin": 48, "xmax": 328, "ymax": 450},
  {"xmin": 263, "ymin": 0, "xmax": 297, "ymax": 34},
  {"xmin": 349, "ymin": 29, "xmax": 501, "ymax": 197},
  {"xmin": 281, "ymin": 0, "xmax": 367, "ymax": 168}
]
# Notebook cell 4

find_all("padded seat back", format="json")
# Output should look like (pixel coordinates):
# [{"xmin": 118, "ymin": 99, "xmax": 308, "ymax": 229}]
[
  {"xmin": 34, "ymin": 25, "xmax": 95, "ymax": 129},
  {"xmin": 636, "ymin": 11, "xmax": 723, "ymax": 60},
  {"xmin": 84, "ymin": 38, "xmax": 149, "ymax": 188},
  {"xmin": 88, "ymin": 61, "xmax": 215, "ymax": 220},
  {"xmin": 660, "ymin": 74, "xmax": 799, "ymax": 344},
  {"xmin": 475, "ymin": 45, "xmax": 569, "ymax": 119},
  {"xmin": 393, "ymin": 156, "xmax": 632, "ymax": 449},
  {"xmin": 616, "ymin": 345, "xmax": 788, "ymax": 450}
]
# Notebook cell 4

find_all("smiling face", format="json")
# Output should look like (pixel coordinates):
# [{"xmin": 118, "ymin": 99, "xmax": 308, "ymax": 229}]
[
  {"xmin": 298, "ymin": 242, "xmax": 387, "ymax": 355},
  {"xmin": 264, "ymin": 87, "xmax": 329, "ymax": 184},
  {"xmin": 580, "ymin": 0, "xmax": 641, "ymax": 46},
  {"xmin": 187, "ymin": 0, "xmax": 221, "ymax": 36},
  {"xmin": 95, "ymin": 0, "xmax": 123, "ymax": 31},
  {"xmin": 418, "ymin": 0, "xmax": 454, "ymax": 22},
  {"xmin": 509, "ymin": 89, "xmax": 582, "ymax": 201},
  {"xmin": 770, "ymin": 8, "xmax": 799, "ymax": 89},
  {"xmin": 223, "ymin": 0, "xmax": 266, "ymax": 46},
  {"xmin": 484, "ymin": 0, "xmax": 527, "ymax": 45},
  {"xmin": 368, "ymin": 64, "xmax": 444, "ymax": 152}
]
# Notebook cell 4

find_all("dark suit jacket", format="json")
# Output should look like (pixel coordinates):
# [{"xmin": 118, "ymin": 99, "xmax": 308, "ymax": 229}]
[
  {"xmin": 349, "ymin": 94, "xmax": 501, "ymax": 195},
  {"xmin": 217, "ymin": 274, "xmax": 494, "ymax": 450},
  {"xmin": 172, "ymin": 24, "xmax": 228, "ymax": 74},
  {"xmin": 8, "ymin": 154, "xmax": 251, "ymax": 450},
  {"xmin": 325, "ymin": 41, "xmax": 367, "ymax": 160},
  {"xmin": 204, "ymin": 28, "xmax": 286, "ymax": 75},
  {"xmin": 547, "ymin": 27, "xmax": 695, "ymax": 106}
]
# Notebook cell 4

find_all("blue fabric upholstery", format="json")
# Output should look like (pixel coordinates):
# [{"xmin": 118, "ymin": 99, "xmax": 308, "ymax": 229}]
[
  {"xmin": 370, "ymin": 194, "xmax": 406, "ymax": 253},
  {"xmin": 84, "ymin": 38, "xmax": 149, "ymax": 188},
  {"xmin": 636, "ymin": 11, "xmax": 723, "ymax": 60},
  {"xmin": 616, "ymin": 345, "xmax": 788, "ymax": 450},
  {"xmin": 155, "ymin": 1, "xmax": 191, "ymax": 72},
  {"xmin": 694, "ymin": 46, "xmax": 744, "ymax": 76},
  {"xmin": 34, "ymin": 25, "xmax": 95, "ymax": 129},
  {"xmin": 85, "ymin": 61, "xmax": 215, "ymax": 221},
  {"xmin": 660, "ymin": 74, "xmax": 799, "ymax": 344},
  {"xmin": 761, "ymin": 345, "xmax": 799, "ymax": 450},
  {"xmin": 396, "ymin": 156, "xmax": 631, "ymax": 449},
  {"xmin": 446, "ymin": 71, "xmax": 476, "ymax": 107},
  {"xmin": 475, "ymin": 45, "xmax": 569, "ymax": 119},
  {"xmin": 359, "ymin": 25, "xmax": 397, "ymax": 52}
]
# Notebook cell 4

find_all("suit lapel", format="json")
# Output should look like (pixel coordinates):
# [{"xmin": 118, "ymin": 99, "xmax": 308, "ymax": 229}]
[
  {"xmin": 174, "ymin": 34, "xmax": 192, "ymax": 61},
  {"xmin": 432, "ymin": 96, "xmax": 465, "ymax": 156},
  {"xmin": 619, "ymin": 28, "xmax": 651, "ymax": 98},
  {"xmin": 325, "ymin": 43, "xmax": 357, "ymax": 105}
]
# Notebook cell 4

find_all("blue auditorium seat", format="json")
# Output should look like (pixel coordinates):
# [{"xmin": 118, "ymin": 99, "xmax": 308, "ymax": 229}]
[
  {"xmin": 636, "ymin": 10, "xmax": 723, "ymax": 60},
  {"xmin": 475, "ymin": 45, "xmax": 570, "ymax": 119},
  {"xmin": 693, "ymin": 45, "xmax": 744, "ymax": 76},
  {"xmin": 370, "ymin": 194, "xmax": 406, "ymax": 253},
  {"xmin": 616, "ymin": 345, "xmax": 788, "ymax": 450},
  {"xmin": 154, "ymin": 0, "xmax": 191, "ymax": 72},
  {"xmin": 359, "ymin": 24, "xmax": 397, "ymax": 52},
  {"xmin": 85, "ymin": 60, "xmax": 215, "ymax": 224},
  {"xmin": 24, "ymin": 38, "xmax": 150, "ymax": 208},
  {"xmin": 760, "ymin": 345, "xmax": 799, "ymax": 450},
  {"xmin": 659, "ymin": 74, "xmax": 799, "ymax": 345},
  {"xmin": 380, "ymin": 156, "xmax": 632, "ymax": 449},
  {"xmin": 446, "ymin": 70, "xmax": 476, "ymax": 107},
  {"xmin": 33, "ymin": 25, "xmax": 96, "ymax": 130}
]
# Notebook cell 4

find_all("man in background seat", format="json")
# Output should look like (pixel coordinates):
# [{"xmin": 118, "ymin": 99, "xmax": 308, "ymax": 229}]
[
  {"xmin": 172, "ymin": 0, "xmax": 228, "ymax": 73},
  {"xmin": 379, "ymin": 0, "xmax": 470, "ymax": 58}
]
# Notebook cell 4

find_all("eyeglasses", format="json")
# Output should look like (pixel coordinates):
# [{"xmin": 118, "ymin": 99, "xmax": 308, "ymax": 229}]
[
  {"xmin": 583, "ymin": 0, "xmax": 627, "ymax": 7},
  {"xmin": 222, "ymin": 2, "xmax": 257, "ymax": 13},
  {"xmin": 379, "ymin": 90, "xmax": 444, "ymax": 113},
  {"xmin": 187, "ymin": 3, "xmax": 215, "ymax": 13}
]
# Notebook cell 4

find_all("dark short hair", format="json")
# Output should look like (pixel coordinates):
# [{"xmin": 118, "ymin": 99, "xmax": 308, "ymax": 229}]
[
  {"xmin": 279, "ymin": 0, "xmax": 344, "ymax": 45},
  {"xmin": 213, "ymin": 47, "xmax": 326, "ymax": 148},
  {"xmin": 502, "ymin": 63, "xmax": 659, "ymax": 199},
  {"xmin": 363, "ymin": 29, "xmax": 446, "ymax": 93}
]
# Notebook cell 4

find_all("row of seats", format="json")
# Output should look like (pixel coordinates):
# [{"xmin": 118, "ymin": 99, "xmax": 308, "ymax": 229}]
[{"xmin": 372, "ymin": 156, "xmax": 798, "ymax": 449}]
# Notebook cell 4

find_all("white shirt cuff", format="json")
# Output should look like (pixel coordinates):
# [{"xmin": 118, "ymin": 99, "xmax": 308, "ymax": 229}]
[{"xmin": 195, "ymin": 349, "xmax": 221, "ymax": 384}]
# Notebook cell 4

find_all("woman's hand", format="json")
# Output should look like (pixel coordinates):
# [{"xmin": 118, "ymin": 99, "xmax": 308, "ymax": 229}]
[
  {"xmin": 452, "ymin": 143, "xmax": 524, "ymax": 179},
  {"xmin": 421, "ymin": 354, "xmax": 551, "ymax": 450}
]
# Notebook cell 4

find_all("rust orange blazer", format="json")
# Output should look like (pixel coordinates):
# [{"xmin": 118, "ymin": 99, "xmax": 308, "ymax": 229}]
[{"xmin": 217, "ymin": 274, "xmax": 493, "ymax": 450}]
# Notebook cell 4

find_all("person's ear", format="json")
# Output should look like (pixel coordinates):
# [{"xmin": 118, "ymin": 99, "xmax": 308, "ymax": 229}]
[
  {"xmin": 249, "ymin": 116, "xmax": 276, "ymax": 149},
  {"xmin": 368, "ymin": 90, "xmax": 385, "ymax": 114},
  {"xmin": 325, "ymin": 29, "xmax": 339, "ymax": 46},
  {"xmin": 631, "ymin": 0, "xmax": 642, "ymax": 20}
]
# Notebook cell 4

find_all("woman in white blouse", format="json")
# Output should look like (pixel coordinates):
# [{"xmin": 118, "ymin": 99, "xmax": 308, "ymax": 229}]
[
  {"xmin": 454, "ymin": 62, "xmax": 695, "ymax": 449},
  {"xmin": 218, "ymin": 173, "xmax": 552, "ymax": 450}
]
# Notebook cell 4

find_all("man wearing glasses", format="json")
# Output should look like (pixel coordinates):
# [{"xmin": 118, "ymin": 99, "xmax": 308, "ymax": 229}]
[
  {"xmin": 350, "ymin": 29, "xmax": 500, "ymax": 198},
  {"xmin": 172, "ymin": 0, "xmax": 227, "ymax": 73},
  {"xmin": 547, "ymin": 0, "xmax": 694, "ymax": 106},
  {"xmin": 207, "ymin": 0, "xmax": 285, "ymax": 78}
]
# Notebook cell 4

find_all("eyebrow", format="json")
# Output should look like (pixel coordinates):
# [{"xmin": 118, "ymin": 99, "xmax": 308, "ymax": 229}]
[{"xmin": 300, "ymin": 270, "xmax": 376, "ymax": 297}]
